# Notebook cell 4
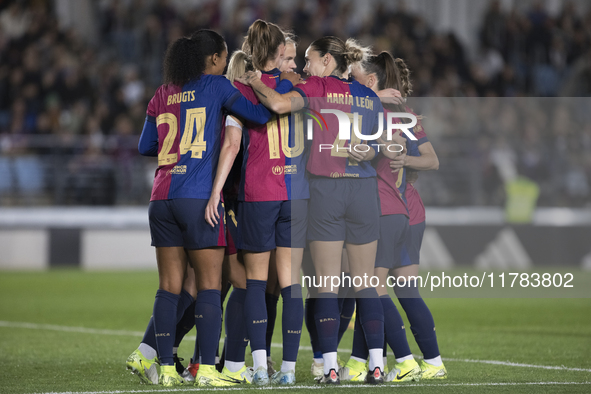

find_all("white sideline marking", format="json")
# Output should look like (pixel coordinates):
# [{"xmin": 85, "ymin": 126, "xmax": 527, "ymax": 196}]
[
  {"xmin": 32, "ymin": 381, "xmax": 591, "ymax": 394},
  {"xmin": 442, "ymin": 357, "xmax": 591, "ymax": 373},
  {"xmin": 2, "ymin": 320, "xmax": 591, "ymax": 374},
  {"xmin": 0, "ymin": 320, "xmax": 145, "ymax": 337}
]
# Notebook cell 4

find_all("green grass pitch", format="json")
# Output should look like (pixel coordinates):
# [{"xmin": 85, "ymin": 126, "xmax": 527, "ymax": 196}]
[{"xmin": 1, "ymin": 270, "xmax": 590, "ymax": 393}]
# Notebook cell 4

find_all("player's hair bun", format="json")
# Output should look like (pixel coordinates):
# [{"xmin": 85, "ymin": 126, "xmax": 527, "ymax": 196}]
[
  {"xmin": 344, "ymin": 38, "xmax": 370, "ymax": 65},
  {"xmin": 310, "ymin": 36, "xmax": 371, "ymax": 75}
]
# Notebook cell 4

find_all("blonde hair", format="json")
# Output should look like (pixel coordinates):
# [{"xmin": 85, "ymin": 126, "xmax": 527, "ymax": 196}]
[
  {"xmin": 226, "ymin": 50, "xmax": 254, "ymax": 86},
  {"xmin": 285, "ymin": 32, "xmax": 299, "ymax": 47}
]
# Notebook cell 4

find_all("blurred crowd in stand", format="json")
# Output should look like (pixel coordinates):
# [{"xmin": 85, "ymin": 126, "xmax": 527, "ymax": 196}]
[{"xmin": 0, "ymin": 0, "xmax": 590, "ymax": 207}]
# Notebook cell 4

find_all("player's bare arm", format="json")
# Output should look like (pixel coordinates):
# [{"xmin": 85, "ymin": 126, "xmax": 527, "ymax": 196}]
[
  {"xmin": 205, "ymin": 117, "xmax": 242, "ymax": 227},
  {"xmin": 377, "ymin": 130, "xmax": 406, "ymax": 161},
  {"xmin": 237, "ymin": 71, "xmax": 304, "ymax": 114},
  {"xmin": 348, "ymin": 142, "xmax": 376, "ymax": 163},
  {"xmin": 391, "ymin": 141, "xmax": 439, "ymax": 171},
  {"xmin": 280, "ymin": 71, "xmax": 303, "ymax": 85},
  {"xmin": 377, "ymin": 88, "xmax": 405, "ymax": 105}
]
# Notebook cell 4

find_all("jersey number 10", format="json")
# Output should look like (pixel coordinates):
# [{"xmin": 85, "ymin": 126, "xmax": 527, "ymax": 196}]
[{"xmin": 267, "ymin": 113, "xmax": 305, "ymax": 159}]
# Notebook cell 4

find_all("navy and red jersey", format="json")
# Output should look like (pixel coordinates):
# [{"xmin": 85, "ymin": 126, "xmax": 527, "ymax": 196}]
[
  {"xmin": 138, "ymin": 74, "xmax": 272, "ymax": 201},
  {"xmin": 405, "ymin": 183, "xmax": 425, "ymax": 225},
  {"xmin": 374, "ymin": 109, "xmax": 420, "ymax": 217},
  {"xmin": 293, "ymin": 76, "xmax": 382, "ymax": 179},
  {"xmin": 235, "ymin": 70, "xmax": 308, "ymax": 201},
  {"xmin": 404, "ymin": 109, "xmax": 428, "ymax": 225},
  {"xmin": 407, "ymin": 107, "xmax": 429, "ymax": 146}
]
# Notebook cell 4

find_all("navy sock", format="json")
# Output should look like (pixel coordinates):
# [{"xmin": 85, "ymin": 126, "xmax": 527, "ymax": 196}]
[
  {"xmin": 245, "ymin": 279, "xmax": 268, "ymax": 352},
  {"xmin": 195, "ymin": 289, "xmax": 222, "ymax": 365},
  {"xmin": 175, "ymin": 301, "xmax": 196, "ymax": 347},
  {"xmin": 305, "ymin": 297, "xmax": 322, "ymax": 359},
  {"xmin": 153, "ymin": 289, "xmax": 180, "ymax": 365},
  {"xmin": 351, "ymin": 311, "xmax": 368, "ymax": 359},
  {"xmin": 337, "ymin": 297, "xmax": 355, "ymax": 345},
  {"xmin": 225, "ymin": 288, "xmax": 248, "ymax": 363},
  {"xmin": 141, "ymin": 316, "xmax": 157, "ymax": 351},
  {"xmin": 265, "ymin": 293, "xmax": 279, "ymax": 355},
  {"xmin": 281, "ymin": 285, "xmax": 303, "ymax": 362},
  {"xmin": 380, "ymin": 295, "xmax": 412, "ymax": 359},
  {"xmin": 337, "ymin": 273, "xmax": 352, "ymax": 311},
  {"xmin": 396, "ymin": 280, "xmax": 440, "ymax": 359},
  {"xmin": 192, "ymin": 337, "xmax": 200, "ymax": 364},
  {"xmin": 143, "ymin": 290, "xmax": 194, "ymax": 355},
  {"xmin": 314, "ymin": 293, "xmax": 340, "ymax": 354},
  {"xmin": 356, "ymin": 288, "xmax": 384, "ymax": 350},
  {"xmin": 174, "ymin": 290, "xmax": 196, "ymax": 348}
]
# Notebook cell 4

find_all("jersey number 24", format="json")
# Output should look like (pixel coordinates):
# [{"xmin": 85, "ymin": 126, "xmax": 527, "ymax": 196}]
[{"xmin": 157, "ymin": 108, "xmax": 206, "ymax": 166}]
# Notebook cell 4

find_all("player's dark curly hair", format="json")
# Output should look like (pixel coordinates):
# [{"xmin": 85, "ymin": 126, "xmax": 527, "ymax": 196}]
[{"xmin": 163, "ymin": 30, "xmax": 226, "ymax": 86}]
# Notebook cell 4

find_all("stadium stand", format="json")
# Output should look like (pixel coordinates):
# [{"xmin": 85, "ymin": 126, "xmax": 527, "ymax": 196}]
[{"xmin": 0, "ymin": 0, "xmax": 590, "ymax": 207}]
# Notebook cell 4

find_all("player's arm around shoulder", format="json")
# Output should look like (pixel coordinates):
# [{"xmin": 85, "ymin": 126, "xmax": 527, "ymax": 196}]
[
  {"xmin": 403, "ymin": 141, "xmax": 439, "ymax": 171},
  {"xmin": 237, "ymin": 71, "xmax": 305, "ymax": 114},
  {"xmin": 377, "ymin": 130, "xmax": 406, "ymax": 161}
]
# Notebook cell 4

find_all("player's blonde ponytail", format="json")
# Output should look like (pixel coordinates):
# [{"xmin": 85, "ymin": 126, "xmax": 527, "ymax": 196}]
[{"xmin": 226, "ymin": 50, "xmax": 254, "ymax": 86}]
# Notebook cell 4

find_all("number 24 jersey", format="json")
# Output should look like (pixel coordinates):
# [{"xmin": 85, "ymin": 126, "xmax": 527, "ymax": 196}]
[{"xmin": 139, "ymin": 74, "xmax": 272, "ymax": 201}]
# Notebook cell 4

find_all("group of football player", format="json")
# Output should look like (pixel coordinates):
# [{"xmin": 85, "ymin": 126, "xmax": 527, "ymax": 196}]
[{"xmin": 127, "ymin": 18, "xmax": 443, "ymax": 387}]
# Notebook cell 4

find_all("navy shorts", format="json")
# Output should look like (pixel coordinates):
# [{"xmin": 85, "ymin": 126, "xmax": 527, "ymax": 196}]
[
  {"xmin": 238, "ymin": 200, "xmax": 307, "ymax": 252},
  {"xmin": 307, "ymin": 177, "xmax": 380, "ymax": 244},
  {"xmin": 149, "ymin": 199, "xmax": 225, "ymax": 250},
  {"xmin": 375, "ymin": 214, "xmax": 410, "ymax": 269},
  {"xmin": 291, "ymin": 199, "xmax": 308, "ymax": 249},
  {"xmin": 400, "ymin": 220, "xmax": 426, "ymax": 266}
]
